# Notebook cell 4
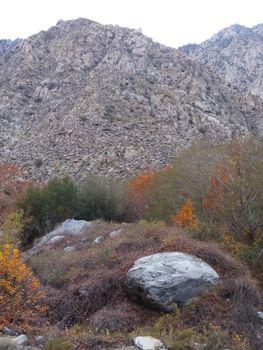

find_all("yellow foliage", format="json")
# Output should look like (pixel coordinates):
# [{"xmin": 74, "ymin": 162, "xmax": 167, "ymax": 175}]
[
  {"xmin": 171, "ymin": 198, "xmax": 199, "ymax": 230},
  {"xmin": 222, "ymin": 232, "xmax": 241, "ymax": 256},
  {"xmin": 162, "ymin": 232, "xmax": 177, "ymax": 250},
  {"xmin": 0, "ymin": 244, "xmax": 46, "ymax": 330},
  {"xmin": 1, "ymin": 209, "xmax": 24, "ymax": 245}
]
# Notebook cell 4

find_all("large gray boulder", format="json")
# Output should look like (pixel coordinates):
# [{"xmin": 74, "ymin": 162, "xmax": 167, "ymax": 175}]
[{"xmin": 125, "ymin": 252, "xmax": 219, "ymax": 312}]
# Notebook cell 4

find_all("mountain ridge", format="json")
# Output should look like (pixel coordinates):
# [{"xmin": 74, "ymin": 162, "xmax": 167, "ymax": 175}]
[
  {"xmin": 0, "ymin": 18, "xmax": 262, "ymax": 180},
  {"xmin": 180, "ymin": 23, "xmax": 263, "ymax": 99}
]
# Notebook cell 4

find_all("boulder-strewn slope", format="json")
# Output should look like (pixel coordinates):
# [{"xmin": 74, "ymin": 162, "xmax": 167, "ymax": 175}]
[
  {"xmin": 180, "ymin": 24, "xmax": 263, "ymax": 99},
  {"xmin": 1, "ymin": 19, "xmax": 262, "ymax": 180},
  {"xmin": 26, "ymin": 221, "xmax": 263, "ymax": 350}
]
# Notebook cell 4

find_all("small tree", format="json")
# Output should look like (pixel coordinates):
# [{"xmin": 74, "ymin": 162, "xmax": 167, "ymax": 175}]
[
  {"xmin": 79, "ymin": 175, "xmax": 128, "ymax": 222},
  {"xmin": 126, "ymin": 170, "xmax": 158, "ymax": 219},
  {"xmin": 0, "ymin": 209, "xmax": 24, "ymax": 245},
  {"xmin": 171, "ymin": 198, "xmax": 199, "ymax": 230},
  {"xmin": 210, "ymin": 139, "xmax": 263, "ymax": 244},
  {"xmin": 137, "ymin": 143, "xmax": 224, "ymax": 222},
  {"xmin": 0, "ymin": 244, "xmax": 46, "ymax": 330}
]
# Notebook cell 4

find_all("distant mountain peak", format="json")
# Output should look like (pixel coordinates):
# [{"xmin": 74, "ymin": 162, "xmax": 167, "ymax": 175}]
[{"xmin": 180, "ymin": 23, "xmax": 263, "ymax": 100}]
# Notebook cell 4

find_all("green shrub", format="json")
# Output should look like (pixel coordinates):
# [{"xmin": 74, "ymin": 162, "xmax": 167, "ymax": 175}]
[
  {"xmin": 79, "ymin": 176, "xmax": 128, "ymax": 222},
  {"xmin": 19, "ymin": 176, "xmax": 79, "ymax": 245},
  {"xmin": 18, "ymin": 174, "xmax": 130, "ymax": 246},
  {"xmin": 134, "ymin": 141, "xmax": 223, "ymax": 223}
]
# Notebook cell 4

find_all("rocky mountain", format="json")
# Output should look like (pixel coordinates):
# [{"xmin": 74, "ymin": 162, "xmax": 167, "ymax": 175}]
[
  {"xmin": 0, "ymin": 18, "xmax": 262, "ymax": 180},
  {"xmin": 180, "ymin": 24, "xmax": 263, "ymax": 99},
  {"xmin": 0, "ymin": 39, "xmax": 21, "ymax": 55}
]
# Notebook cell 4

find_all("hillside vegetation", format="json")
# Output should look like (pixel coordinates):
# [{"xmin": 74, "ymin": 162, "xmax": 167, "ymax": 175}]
[{"xmin": 0, "ymin": 137, "xmax": 262, "ymax": 349}]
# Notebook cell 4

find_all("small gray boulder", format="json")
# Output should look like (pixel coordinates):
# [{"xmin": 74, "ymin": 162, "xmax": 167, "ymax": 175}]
[
  {"xmin": 64, "ymin": 245, "xmax": 76, "ymax": 253},
  {"xmin": 134, "ymin": 336, "xmax": 166, "ymax": 350},
  {"xmin": 125, "ymin": 252, "xmax": 219, "ymax": 312},
  {"xmin": 93, "ymin": 236, "xmax": 103, "ymax": 244}
]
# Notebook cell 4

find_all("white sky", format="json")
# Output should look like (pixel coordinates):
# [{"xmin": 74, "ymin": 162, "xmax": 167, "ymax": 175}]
[{"xmin": 1, "ymin": 0, "xmax": 263, "ymax": 48}]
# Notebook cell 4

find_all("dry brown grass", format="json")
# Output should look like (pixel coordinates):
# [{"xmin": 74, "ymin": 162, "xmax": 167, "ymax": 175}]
[{"xmin": 27, "ymin": 221, "xmax": 263, "ymax": 350}]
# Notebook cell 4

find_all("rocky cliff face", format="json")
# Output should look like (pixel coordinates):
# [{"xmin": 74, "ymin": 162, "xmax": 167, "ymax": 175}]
[
  {"xmin": 0, "ymin": 39, "xmax": 21, "ymax": 55},
  {"xmin": 180, "ymin": 24, "xmax": 263, "ymax": 99},
  {"xmin": 0, "ymin": 19, "xmax": 262, "ymax": 180}
]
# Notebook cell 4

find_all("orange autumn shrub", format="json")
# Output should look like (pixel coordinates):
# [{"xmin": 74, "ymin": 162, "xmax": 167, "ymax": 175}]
[
  {"xmin": 126, "ymin": 170, "xmax": 156, "ymax": 219},
  {"xmin": 171, "ymin": 198, "xmax": 199, "ymax": 230},
  {"xmin": 0, "ymin": 244, "xmax": 46, "ymax": 330},
  {"xmin": 127, "ymin": 170, "xmax": 155, "ymax": 194},
  {"xmin": 125, "ymin": 165, "xmax": 176, "ymax": 220}
]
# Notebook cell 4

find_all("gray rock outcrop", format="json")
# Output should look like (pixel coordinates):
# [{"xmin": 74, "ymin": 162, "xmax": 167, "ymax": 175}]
[
  {"xmin": 0, "ymin": 19, "xmax": 262, "ymax": 180},
  {"xmin": 125, "ymin": 252, "xmax": 219, "ymax": 312},
  {"xmin": 180, "ymin": 24, "xmax": 263, "ymax": 100},
  {"xmin": 29, "ymin": 219, "xmax": 91, "ymax": 254}
]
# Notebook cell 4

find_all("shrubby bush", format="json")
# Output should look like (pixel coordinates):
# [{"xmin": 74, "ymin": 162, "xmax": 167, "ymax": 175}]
[
  {"xmin": 125, "ymin": 137, "xmax": 263, "ymax": 276},
  {"xmin": 0, "ymin": 209, "xmax": 24, "ymax": 245},
  {"xmin": 18, "ymin": 175, "xmax": 129, "ymax": 246},
  {"xmin": 0, "ymin": 243, "xmax": 46, "ymax": 330},
  {"xmin": 133, "ymin": 138, "xmax": 263, "ymax": 238},
  {"xmin": 79, "ymin": 175, "xmax": 128, "ymax": 222},
  {"xmin": 138, "ymin": 142, "xmax": 226, "ymax": 222},
  {"xmin": 15, "ymin": 137, "xmax": 263, "ymax": 276},
  {"xmin": 19, "ymin": 177, "xmax": 79, "ymax": 245}
]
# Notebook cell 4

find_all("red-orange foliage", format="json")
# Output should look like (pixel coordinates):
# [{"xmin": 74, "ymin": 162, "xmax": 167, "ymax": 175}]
[
  {"xmin": 202, "ymin": 162, "xmax": 230, "ymax": 211},
  {"xmin": 171, "ymin": 198, "xmax": 199, "ymax": 229},
  {"xmin": 126, "ymin": 170, "xmax": 156, "ymax": 218},
  {"xmin": 127, "ymin": 170, "xmax": 155, "ymax": 195},
  {"xmin": 126, "ymin": 166, "xmax": 173, "ymax": 219},
  {"xmin": 0, "ymin": 162, "xmax": 29, "ymax": 219}
]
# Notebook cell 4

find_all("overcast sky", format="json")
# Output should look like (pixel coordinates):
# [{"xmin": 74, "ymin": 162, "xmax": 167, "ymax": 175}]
[{"xmin": 1, "ymin": 0, "xmax": 262, "ymax": 47}]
